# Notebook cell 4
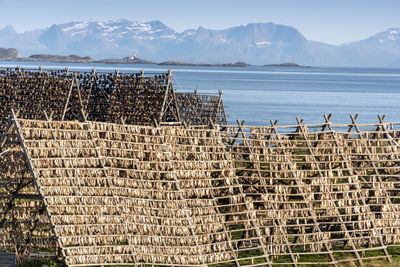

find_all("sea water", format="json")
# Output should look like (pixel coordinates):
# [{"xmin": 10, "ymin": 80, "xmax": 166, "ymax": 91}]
[{"xmin": 2, "ymin": 61, "xmax": 400, "ymax": 126}]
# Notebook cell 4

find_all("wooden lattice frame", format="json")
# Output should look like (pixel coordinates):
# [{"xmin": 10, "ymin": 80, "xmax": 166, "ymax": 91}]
[
  {"xmin": 2, "ymin": 106, "xmax": 400, "ymax": 266},
  {"xmin": 1, "ymin": 115, "xmax": 269, "ymax": 266},
  {"xmin": 0, "ymin": 113, "xmax": 58, "ymax": 265},
  {"xmin": 220, "ymin": 114, "xmax": 400, "ymax": 266},
  {"xmin": 0, "ymin": 67, "xmax": 226, "ymax": 130},
  {"xmin": 175, "ymin": 90, "xmax": 227, "ymax": 126}
]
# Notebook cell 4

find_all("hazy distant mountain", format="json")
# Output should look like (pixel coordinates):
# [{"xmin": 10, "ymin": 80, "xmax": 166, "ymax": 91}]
[
  {"xmin": 0, "ymin": 25, "xmax": 17, "ymax": 38},
  {"xmin": 0, "ymin": 47, "xmax": 20, "ymax": 60},
  {"xmin": 339, "ymin": 27, "xmax": 400, "ymax": 67},
  {"xmin": 156, "ymin": 23, "xmax": 337, "ymax": 66},
  {"xmin": 0, "ymin": 25, "xmax": 18, "ymax": 50},
  {"xmin": 0, "ymin": 20, "xmax": 399, "ymax": 67}
]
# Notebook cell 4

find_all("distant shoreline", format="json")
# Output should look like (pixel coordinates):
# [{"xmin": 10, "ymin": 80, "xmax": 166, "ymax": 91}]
[
  {"xmin": 9, "ymin": 54, "xmax": 157, "ymax": 65},
  {"xmin": 4, "ymin": 55, "xmax": 252, "ymax": 67},
  {"xmin": 0, "ymin": 51, "xmax": 312, "ymax": 68},
  {"xmin": 158, "ymin": 61, "xmax": 250, "ymax": 67},
  {"xmin": 264, "ymin": 62, "xmax": 310, "ymax": 68}
]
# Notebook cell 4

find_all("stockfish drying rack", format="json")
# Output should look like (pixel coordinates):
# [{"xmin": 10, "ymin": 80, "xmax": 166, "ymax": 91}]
[
  {"xmin": 0, "ymin": 66, "xmax": 400, "ymax": 266},
  {"xmin": 0, "ymin": 66, "xmax": 226, "ymax": 129}
]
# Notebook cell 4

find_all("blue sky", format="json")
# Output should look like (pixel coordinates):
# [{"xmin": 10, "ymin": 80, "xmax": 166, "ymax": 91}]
[{"xmin": 0, "ymin": 0, "xmax": 399, "ymax": 45}]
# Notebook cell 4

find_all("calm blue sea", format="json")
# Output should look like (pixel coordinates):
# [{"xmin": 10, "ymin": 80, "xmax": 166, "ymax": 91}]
[{"xmin": 2, "ymin": 61, "xmax": 400, "ymax": 126}]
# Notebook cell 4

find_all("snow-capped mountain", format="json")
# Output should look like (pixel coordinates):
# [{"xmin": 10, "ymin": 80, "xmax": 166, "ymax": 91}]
[
  {"xmin": 54, "ymin": 19, "xmax": 177, "ymax": 43},
  {"xmin": 27, "ymin": 20, "xmax": 178, "ymax": 59},
  {"xmin": 0, "ymin": 20, "xmax": 178, "ymax": 59},
  {"xmin": 339, "ymin": 28, "xmax": 400, "ymax": 67},
  {"xmin": 154, "ymin": 23, "xmax": 337, "ymax": 66},
  {"xmin": 346, "ymin": 28, "xmax": 400, "ymax": 47},
  {"xmin": 0, "ymin": 20, "xmax": 399, "ymax": 67}
]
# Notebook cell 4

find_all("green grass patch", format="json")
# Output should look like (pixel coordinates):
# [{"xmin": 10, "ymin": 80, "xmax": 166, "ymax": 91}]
[
  {"xmin": 20, "ymin": 258, "xmax": 66, "ymax": 267},
  {"xmin": 18, "ymin": 246, "xmax": 400, "ymax": 267}
]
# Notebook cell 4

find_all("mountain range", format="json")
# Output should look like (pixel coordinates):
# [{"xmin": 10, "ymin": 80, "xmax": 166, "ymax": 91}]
[{"xmin": 0, "ymin": 19, "xmax": 399, "ymax": 67}]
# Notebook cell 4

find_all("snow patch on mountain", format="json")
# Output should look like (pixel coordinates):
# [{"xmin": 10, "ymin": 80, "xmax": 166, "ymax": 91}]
[
  {"xmin": 1, "ymin": 21, "xmax": 400, "ymax": 67},
  {"xmin": 104, "ymin": 26, "xmax": 121, "ymax": 32},
  {"xmin": 160, "ymin": 35, "xmax": 176, "ymax": 39},
  {"xmin": 62, "ymin": 22, "xmax": 89, "ymax": 32},
  {"xmin": 389, "ymin": 29, "xmax": 399, "ymax": 40},
  {"xmin": 256, "ymin": 41, "xmax": 272, "ymax": 45}
]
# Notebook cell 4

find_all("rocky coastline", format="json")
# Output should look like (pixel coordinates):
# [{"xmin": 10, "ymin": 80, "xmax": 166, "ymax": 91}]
[
  {"xmin": 0, "ymin": 47, "xmax": 251, "ymax": 67},
  {"xmin": 1, "ymin": 47, "xmax": 311, "ymax": 68}
]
